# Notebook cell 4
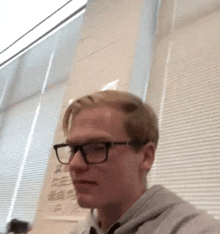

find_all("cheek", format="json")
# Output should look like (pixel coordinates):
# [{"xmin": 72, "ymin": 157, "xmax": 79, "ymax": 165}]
[
  {"xmin": 97, "ymin": 164, "xmax": 125, "ymax": 189},
  {"xmin": 123, "ymin": 154, "xmax": 144, "ymax": 185},
  {"xmin": 123, "ymin": 152, "xmax": 141, "ymax": 172},
  {"xmin": 95, "ymin": 150, "xmax": 142, "ymax": 189},
  {"xmin": 104, "ymin": 159, "xmax": 139, "ymax": 186}
]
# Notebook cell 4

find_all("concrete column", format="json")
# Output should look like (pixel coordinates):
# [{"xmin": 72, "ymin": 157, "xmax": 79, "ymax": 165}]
[{"xmin": 32, "ymin": 0, "xmax": 158, "ymax": 233}]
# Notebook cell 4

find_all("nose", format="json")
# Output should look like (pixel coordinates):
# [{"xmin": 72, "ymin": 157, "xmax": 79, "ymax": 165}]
[{"xmin": 68, "ymin": 149, "xmax": 88, "ymax": 172}]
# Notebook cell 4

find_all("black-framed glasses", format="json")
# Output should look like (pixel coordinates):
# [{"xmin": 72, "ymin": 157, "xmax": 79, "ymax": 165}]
[{"xmin": 53, "ymin": 140, "xmax": 148, "ymax": 165}]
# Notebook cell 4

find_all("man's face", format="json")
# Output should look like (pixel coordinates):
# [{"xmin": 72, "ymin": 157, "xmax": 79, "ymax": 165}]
[{"xmin": 66, "ymin": 105, "xmax": 147, "ymax": 210}]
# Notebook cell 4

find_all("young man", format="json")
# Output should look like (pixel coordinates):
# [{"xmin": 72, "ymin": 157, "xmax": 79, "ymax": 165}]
[{"xmin": 54, "ymin": 90, "xmax": 220, "ymax": 234}]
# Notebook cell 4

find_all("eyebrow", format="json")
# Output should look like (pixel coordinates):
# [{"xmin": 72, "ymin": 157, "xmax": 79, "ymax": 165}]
[{"xmin": 65, "ymin": 137, "xmax": 112, "ymax": 145}]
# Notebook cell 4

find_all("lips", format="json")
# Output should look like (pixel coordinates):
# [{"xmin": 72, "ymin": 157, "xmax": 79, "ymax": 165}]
[{"xmin": 73, "ymin": 179, "xmax": 97, "ymax": 185}]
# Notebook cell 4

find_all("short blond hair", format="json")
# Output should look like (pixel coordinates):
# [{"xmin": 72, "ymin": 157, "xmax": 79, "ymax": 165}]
[{"xmin": 63, "ymin": 90, "xmax": 159, "ymax": 148}]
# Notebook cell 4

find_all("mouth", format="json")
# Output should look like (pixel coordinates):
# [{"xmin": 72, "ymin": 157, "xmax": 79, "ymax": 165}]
[{"xmin": 73, "ymin": 179, "xmax": 97, "ymax": 185}]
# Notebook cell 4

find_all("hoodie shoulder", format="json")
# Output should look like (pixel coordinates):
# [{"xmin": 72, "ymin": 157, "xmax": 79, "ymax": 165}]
[
  {"xmin": 68, "ymin": 186, "xmax": 220, "ymax": 234},
  {"xmin": 121, "ymin": 185, "xmax": 220, "ymax": 234},
  {"xmin": 174, "ymin": 211, "xmax": 220, "ymax": 234}
]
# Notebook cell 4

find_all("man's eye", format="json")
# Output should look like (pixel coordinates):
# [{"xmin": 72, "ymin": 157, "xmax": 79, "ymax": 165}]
[
  {"xmin": 68, "ymin": 146, "xmax": 75, "ymax": 154},
  {"xmin": 94, "ymin": 145, "xmax": 105, "ymax": 151},
  {"xmin": 85, "ymin": 144, "xmax": 106, "ymax": 152}
]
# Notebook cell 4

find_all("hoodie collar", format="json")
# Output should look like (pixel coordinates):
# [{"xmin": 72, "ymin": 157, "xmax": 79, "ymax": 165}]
[{"xmin": 89, "ymin": 185, "xmax": 183, "ymax": 234}]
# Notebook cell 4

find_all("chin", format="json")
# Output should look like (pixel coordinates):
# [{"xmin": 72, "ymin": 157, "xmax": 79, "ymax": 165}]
[{"xmin": 76, "ymin": 194, "xmax": 98, "ymax": 208}]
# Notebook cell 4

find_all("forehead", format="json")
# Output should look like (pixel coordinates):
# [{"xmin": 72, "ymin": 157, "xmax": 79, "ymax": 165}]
[{"xmin": 67, "ymin": 105, "xmax": 129, "ymax": 143}]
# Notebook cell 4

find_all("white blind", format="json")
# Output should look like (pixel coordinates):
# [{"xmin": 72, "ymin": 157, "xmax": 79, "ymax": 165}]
[
  {"xmin": 0, "ymin": 84, "xmax": 66, "ymax": 232},
  {"xmin": 148, "ymin": 10, "xmax": 220, "ymax": 221},
  {"xmin": 0, "ymin": 8, "xmax": 84, "ymax": 232}
]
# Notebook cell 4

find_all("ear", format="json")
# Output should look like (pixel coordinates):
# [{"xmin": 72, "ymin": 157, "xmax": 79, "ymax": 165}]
[{"xmin": 140, "ymin": 142, "xmax": 156, "ymax": 172}]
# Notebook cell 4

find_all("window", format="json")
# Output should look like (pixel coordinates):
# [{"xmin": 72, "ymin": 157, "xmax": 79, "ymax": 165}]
[{"xmin": 0, "ymin": 4, "xmax": 85, "ymax": 232}]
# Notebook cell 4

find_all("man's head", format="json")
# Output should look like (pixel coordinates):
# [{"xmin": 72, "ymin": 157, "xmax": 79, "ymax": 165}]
[
  {"xmin": 61, "ymin": 90, "xmax": 159, "ymax": 210},
  {"xmin": 63, "ymin": 90, "xmax": 159, "ymax": 148}
]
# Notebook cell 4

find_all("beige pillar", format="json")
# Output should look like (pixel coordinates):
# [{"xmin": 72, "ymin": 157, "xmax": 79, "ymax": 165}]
[{"xmin": 32, "ymin": 0, "xmax": 151, "ymax": 233}]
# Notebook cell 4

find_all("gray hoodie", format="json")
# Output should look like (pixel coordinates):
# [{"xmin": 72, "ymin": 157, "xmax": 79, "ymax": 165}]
[{"xmin": 69, "ymin": 185, "xmax": 220, "ymax": 234}]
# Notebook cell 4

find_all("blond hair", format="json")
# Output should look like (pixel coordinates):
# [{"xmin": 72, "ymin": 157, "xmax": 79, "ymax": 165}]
[{"xmin": 63, "ymin": 90, "xmax": 159, "ymax": 148}]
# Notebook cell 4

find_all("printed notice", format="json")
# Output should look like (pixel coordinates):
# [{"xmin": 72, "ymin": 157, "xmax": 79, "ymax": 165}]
[{"xmin": 45, "ymin": 164, "xmax": 89, "ymax": 219}]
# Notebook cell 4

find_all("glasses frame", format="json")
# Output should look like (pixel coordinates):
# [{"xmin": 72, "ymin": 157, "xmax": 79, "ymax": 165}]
[{"xmin": 53, "ymin": 140, "xmax": 148, "ymax": 165}]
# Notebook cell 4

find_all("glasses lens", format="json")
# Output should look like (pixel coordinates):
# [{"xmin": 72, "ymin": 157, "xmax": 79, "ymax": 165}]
[
  {"xmin": 57, "ymin": 145, "xmax": 73, "ymax": 164},
  {"xmin": 83, "ymin": 143, "xmax": 107, "ymax": 163}
]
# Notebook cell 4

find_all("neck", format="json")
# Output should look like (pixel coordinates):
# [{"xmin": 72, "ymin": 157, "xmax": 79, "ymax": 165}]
[
  {"xmin": 97, "ymin": 204, "xmax": 123, "ymax": 233},
  {"xmin": 97, "ymin": 188, "xmax": 146, "ymax": 232}
]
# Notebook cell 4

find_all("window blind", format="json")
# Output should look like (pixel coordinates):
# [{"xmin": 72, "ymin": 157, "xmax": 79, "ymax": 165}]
[
  {"xmin": 148, "ymin": 10, "xmax": 220, "ymax": 221},
  {"xmin": 0, "ymin": 9, "xmax": 84, "ymax": 232},
  {"xmin": 0, "ymin": 84, "xmax": 66, "ymax": 232}
]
